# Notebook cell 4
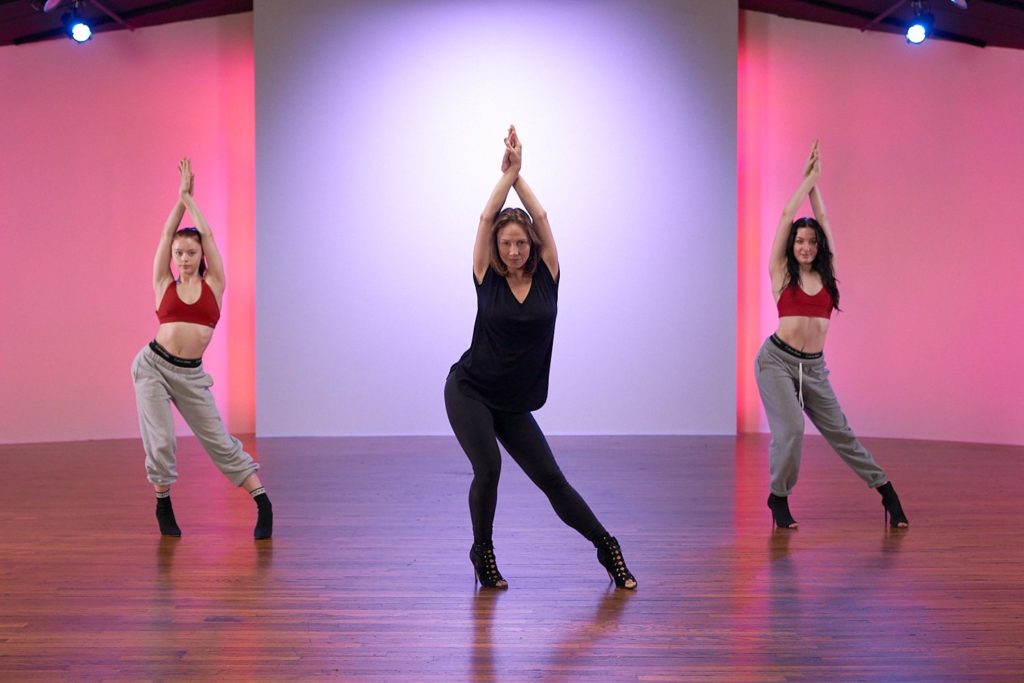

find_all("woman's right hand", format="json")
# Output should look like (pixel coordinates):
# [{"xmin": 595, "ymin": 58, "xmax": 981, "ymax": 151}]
[
  {"xmin": 502, "ymin": 125, "xmax": 522, "ymax": 173},
  {"xmin": 802, "ymin": 140, "xmax": 820, "ymax": 180},
  {"xmin": 178, "ymin": 157, "xmax": 194, "ymax": 198}
]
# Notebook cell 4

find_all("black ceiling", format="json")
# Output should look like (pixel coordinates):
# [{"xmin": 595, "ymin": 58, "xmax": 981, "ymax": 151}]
[
  {"xmin": 0, "ymin": 0, "xmax": 251, "ymax": 47},
  {"xmin": 740, "ymin": 0, "xmax": 1024, "ymax": 49},
  {"xmin": 3, "ymin": 1, "xmax": 1024, "ymax": 51}
]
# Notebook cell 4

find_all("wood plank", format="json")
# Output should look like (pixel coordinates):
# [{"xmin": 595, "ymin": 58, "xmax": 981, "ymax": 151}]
[{"xmin": 0, "ymin": 435, "xmax": 1021, "ymax": 681}]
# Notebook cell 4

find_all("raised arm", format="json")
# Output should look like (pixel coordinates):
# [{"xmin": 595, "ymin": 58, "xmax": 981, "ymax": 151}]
[
  {"xmin": 503, "ymin": 125, "xmax": 558, "ymax": 277},
  {"xmin": 769, "ymin": 141, "xmax": 820, "ymax": 289},
  {"xmin": 474, "ymin": 129, "xmax": 521, "ymax": 284},
  {"xmin": 512, "ymin": 175, "xmax": 557, "ymax": 279},
  {"xmin": 178, "ymin": 158, "xmax": 226, "ymax": 297},
  {"xmin": 807, "ymin": 152, "xmax": 836, "ymax": 269},
  {"xmin": 152, "ymin": 160, "xmax": 190, "ymax": 299}
]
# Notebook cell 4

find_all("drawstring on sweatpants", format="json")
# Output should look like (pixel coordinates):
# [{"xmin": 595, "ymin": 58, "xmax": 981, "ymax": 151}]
[{"xmin": 768, "ymin": 335, "xmax": 820, "ymax": 410}]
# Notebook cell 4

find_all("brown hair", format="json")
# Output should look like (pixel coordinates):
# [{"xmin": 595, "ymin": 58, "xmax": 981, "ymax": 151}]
[
  {"xmin": 172, "ymin": 227, "xmax": 207, "ymax": 277},
  {"xmin": 489, "ymin": 207, "xmax": 542, "ymax": 277}
]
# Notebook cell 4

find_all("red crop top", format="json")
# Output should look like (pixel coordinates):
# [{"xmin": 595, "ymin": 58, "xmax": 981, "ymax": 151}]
[
  {"xmin": 156, "ymin": 280, "xmax": 221, "ymax": 328},
  {"xmin": 777, "ymin": 284, "xmax": 833, "ymax": 319}
]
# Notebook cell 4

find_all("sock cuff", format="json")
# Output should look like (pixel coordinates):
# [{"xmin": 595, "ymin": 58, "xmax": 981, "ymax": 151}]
[
  {"xmin": 249, "ymin": 486, "xmax": 266, "ymax": 498},
  {"xmin": 155, "ymin": 490, "xmax": 171, "ymax": 499}
]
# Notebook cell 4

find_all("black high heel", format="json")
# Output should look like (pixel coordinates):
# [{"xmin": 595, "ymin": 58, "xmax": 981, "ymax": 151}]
[
  {"xmin": 878, "ymin": 482, "xmax": 908, "ymax": 528},
  {"xmin": 767, "ymin": 493, "xmax": 798, "ymax": 529},
  {"xmin": 155, "ymin": 497, "xmax": 181, "ymax": 537},
  {"xmin": 595, "ymin": 535, "xmax": 637, "ymax": 589},
  {"xmin": 470, "ymin": 542, "xmax": 508, "ymax": 589}
]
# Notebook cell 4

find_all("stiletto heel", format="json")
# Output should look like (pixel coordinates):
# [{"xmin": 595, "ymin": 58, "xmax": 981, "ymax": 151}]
[
  {"xmin": 595, "ymin": 535, "xmax": 637, "ymax": 589},
  {"xmin": 470, "ymin": 542, "xmax": 508, "ymax": 589},
  {"xmin": 767, "ymin": 493, "xmax": 798, "ymax": 529},
  {"xmin": 878, "ymin": 482, "xmax": 908, "ymax": 528}
]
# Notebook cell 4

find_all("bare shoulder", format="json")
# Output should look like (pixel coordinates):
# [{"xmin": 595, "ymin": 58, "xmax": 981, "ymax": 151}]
[
  {"xmin": 154, "ymin": 274, "xmax": 174, "ymax": 297},
  {"xmin": 203, "ymin": 275, "xmax": 225, "ymax": 305}
]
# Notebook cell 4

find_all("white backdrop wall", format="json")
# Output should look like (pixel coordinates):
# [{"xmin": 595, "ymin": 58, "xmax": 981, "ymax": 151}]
[{"xmin": 254, "ymin": 0, "xmax": 738, "ymax": 436}]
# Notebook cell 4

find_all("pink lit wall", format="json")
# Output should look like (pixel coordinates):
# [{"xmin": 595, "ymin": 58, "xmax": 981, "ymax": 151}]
[
  {"xmin": 254, "ymin": 0, "xmax": 739, "ymax": 436},
  {"xmin": 0, "ymin": 14, "xmax": 255, "ymax": 444},
  {"xmin": 738, "ymin": 12, "xmax": 1024, "ymax": 445}
]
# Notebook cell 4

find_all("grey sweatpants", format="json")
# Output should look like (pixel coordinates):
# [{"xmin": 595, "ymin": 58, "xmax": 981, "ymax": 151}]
[
  {"xmin": 755, "ymin": 337, "xmax": 888, "ymax": 497},
  {"xmin": 131, "ymin": 344, "xmax": 258, "ymax": 487}
]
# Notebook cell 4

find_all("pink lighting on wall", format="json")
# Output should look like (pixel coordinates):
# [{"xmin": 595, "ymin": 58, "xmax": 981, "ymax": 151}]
[
  {"xmin": 737, "ymin": 11, "xmax": 1024, "ymax": 446},
  {"xmin": 0, "ymin": 14, "xmax": 255, "ymax": 443}
]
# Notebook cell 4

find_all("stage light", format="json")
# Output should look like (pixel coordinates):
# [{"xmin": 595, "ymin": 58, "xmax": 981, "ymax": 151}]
[
  {"xmin": 949, "ymin": 0, "xmax": 967, "ymax": 8},
  {"xmin": 61, "ymin": 7, "xmax": 92, "ymax": 43},
  {"xmin": 906, "ymin": 6, "xmax": 933, "ymax": 44},
  {"xmin": 70, "ymin": 20, "xmax": 91, "ymax": 42}
]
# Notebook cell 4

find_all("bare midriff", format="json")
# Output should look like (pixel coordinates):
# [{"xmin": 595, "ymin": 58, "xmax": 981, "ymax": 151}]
[
  {"xmin": 155, "ymin": 322, "xmax": 214, "ymax": 360},
  {"xmin": 775, "ymin": 315, "xmax": 829, "ymax": 354}
]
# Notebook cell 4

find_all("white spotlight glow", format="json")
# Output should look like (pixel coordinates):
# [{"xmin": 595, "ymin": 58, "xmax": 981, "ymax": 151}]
[
  {"xmin": 70, "ymin": 21, "xmax": 92, "ymax": 42},
  {"xmin": 906, "ymin": 23, "xmax": 927, "ymax": 44}
]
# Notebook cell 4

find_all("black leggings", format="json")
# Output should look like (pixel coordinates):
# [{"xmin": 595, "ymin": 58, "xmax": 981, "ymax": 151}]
[{"xmin": 444, "ymin": 373, "xmax": 607, "ymax": 545}]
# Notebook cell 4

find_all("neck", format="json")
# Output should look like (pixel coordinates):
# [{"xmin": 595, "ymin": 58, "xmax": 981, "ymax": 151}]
[{"xmin": 178, "ymin": 273, "xmax": 201, "ymax": 284}]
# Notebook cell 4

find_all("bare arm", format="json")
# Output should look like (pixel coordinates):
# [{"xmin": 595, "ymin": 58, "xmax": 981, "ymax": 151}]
[
  {"xmin": 808, "ymin": 156, "xmax": 836, "ymax": 270},
  {"xmin": 152, "ymin": 161, "xmax": 191, "ymax": 300},
  {"xmin": 512, "ymin": 174, "xmax": 557, "ymax": 279},
  {"xmin": 474, "ymin": 131, "xmax": 521, "ymax": 284},
  {"xmin": 178, "ymin": 159, "xmax": 226, "ymax": 297},
  {"xmin": 769, "ymin": 142, "xmax": 820, "ymax": 292}
]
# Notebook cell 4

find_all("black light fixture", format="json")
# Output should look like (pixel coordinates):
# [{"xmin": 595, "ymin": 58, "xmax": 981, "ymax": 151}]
[
  {"xmin": 906, "ymin": 1, "xmax": 934, "ymax": 44},
  {"xmin": 60, "ymin": 2, "xmax": 92, "ymax": 43}
]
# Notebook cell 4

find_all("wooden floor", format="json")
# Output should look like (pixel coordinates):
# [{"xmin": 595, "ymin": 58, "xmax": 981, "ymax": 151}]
[{"xmin": 1, "ymin": 434, "xmax": 1022, "ymax": 681}]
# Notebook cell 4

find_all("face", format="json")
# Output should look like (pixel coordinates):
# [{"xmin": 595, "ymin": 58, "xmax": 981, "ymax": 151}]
[
  {"xmin": 497, "ymin": 223, "xmax": 531, "ymax": 272},
  {"xmin": 171, "ymin": 236, "xmax": 203, "ymax": 276},
  {"xmin": 792, "ymin": 227, "xmax": 818, "ymax": 265}
]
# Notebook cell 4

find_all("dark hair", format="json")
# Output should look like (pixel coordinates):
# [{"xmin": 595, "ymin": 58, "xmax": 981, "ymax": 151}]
[
  {"xmin": 172, "ymin": 227, "xmax": 207, "ymax": 277},
  {"xmin": 785, "ymin": 217, "xmax": 839, "ymax": 311},
  {"xmin": 489, "ymin": 207, "xmax": 542, "ymax": 277}
]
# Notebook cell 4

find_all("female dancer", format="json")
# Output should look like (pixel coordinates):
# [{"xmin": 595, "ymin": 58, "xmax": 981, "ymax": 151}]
[
  {"xmin": 445, "ymin": 126, "xmax": 636, "ymax": 589},
  {"xmin": 757, "ymin": 141, "xmax": 908, "ymax": 529},
  {"xmin": 131, "ymin": 158, "xmax": 272, "ymax": 539}
]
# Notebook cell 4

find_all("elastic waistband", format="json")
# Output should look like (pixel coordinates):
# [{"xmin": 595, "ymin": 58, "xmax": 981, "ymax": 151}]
[
  {"xmin": 149, "ymin": 340, "xmax": 202, "ymax": 368},
  {"xmin": 769, "ymin": 334, "xmax": 823, "ymax": 360}
]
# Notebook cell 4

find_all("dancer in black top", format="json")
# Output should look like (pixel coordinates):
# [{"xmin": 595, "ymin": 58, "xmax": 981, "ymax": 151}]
[{"xmin": 446, "ymin": 126, "xmax": 636, "ymax": 589}]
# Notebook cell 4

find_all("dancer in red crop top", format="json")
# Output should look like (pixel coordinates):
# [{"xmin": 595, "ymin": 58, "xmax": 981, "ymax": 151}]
[
  {"xmin": 130, "ymin": 158, "xmax": 272, "ymax": 539},
  {"xmin": 756, "ymin": 141, "xmax": 907, "ymax": 529}
]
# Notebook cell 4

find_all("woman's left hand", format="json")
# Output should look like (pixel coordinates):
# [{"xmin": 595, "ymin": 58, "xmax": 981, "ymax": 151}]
[
  {"xmin": 802, "ymin": 140, "xmax": 820, "ymax": 179},
  {"xmin": 178, "ymin": 158, "xmax": 194, "ymax": 198},
  {"xmin": 501, "ymin": 125, "xmax": 522, "ymax": 173}
]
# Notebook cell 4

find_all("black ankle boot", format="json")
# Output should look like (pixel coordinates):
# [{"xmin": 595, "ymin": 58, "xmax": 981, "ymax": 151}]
[
  {"xmin": 878, "ymin": 482, "xmax": 908, "ymax": 528},
  {"xmin": 156, "ymin": 497, "xmax": 181, "ymax": 537},
  {"xmin": 253, "ymin": 493, "xmax": 273, "ymax": 539},
  {"xmin": 595, "ymin": 535, "xmax": 637, "ymax": 589},
  {"xmin": 470, "ymin": 542, "xmax": 508, "ymax": 589},
  {"xmin": 767, "ymin": 493, "xmax": 798, "ymax": 529}
]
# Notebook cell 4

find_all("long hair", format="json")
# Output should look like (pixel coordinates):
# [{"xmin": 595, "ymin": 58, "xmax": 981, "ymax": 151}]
[
  {"xmin": 784, "ymin": 217, "xmax": 839, "ymax": 311},
  {"xmin": 489, "ymin": 207, "xmax": 542, "ymax": 277},
  {"xmin": 172, "ymin": 227, "xmax": 208, "ymax": 277}
]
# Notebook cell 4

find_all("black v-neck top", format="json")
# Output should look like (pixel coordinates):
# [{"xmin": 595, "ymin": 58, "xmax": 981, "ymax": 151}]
[{"xmin": 450, "ymin": 261, "xmax": 559, "ymax": 413}]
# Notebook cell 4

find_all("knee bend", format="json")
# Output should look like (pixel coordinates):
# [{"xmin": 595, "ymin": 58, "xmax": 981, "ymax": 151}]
[
  {"xmin": 535, "ymin": 471, "xmax": 570, "ymax": 496},
  {"xmin": 775, "ymin": 422, "xmax": 804, "ymax": 447},
  {"xmin": 472, "ymin": 466, "xmax": 500, "ymax": 491}
]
